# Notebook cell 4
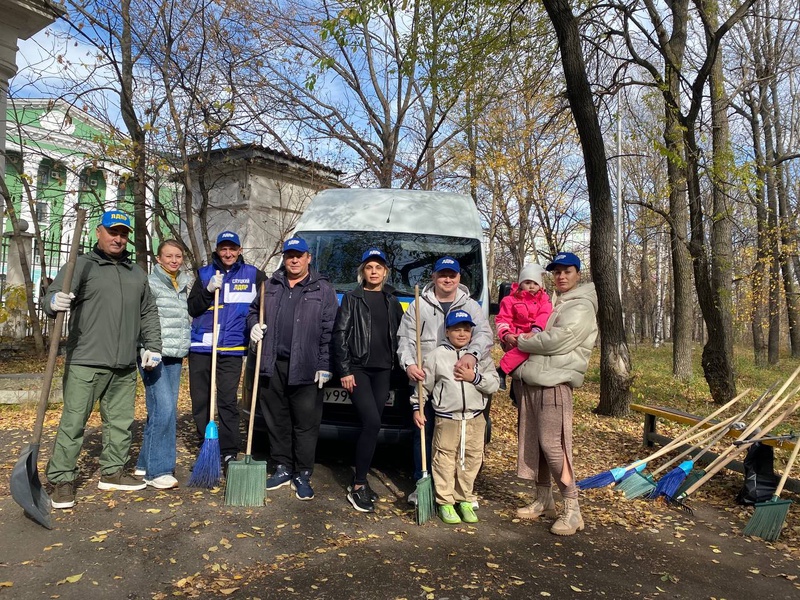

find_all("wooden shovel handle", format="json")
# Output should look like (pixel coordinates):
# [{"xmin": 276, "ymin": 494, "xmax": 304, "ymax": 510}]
[
  {"xmin": 244, "ymin": 282, "xmax": 265, "ymax": 456},
  {"xmin": 32, "ymin": 208, "xmax": 86, "ymax": 444}
]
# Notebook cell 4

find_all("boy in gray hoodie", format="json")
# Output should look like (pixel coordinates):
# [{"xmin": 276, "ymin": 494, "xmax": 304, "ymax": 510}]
[{"xmin": 412, "ymin": 310, "xmax": 500, "ymax": 524}]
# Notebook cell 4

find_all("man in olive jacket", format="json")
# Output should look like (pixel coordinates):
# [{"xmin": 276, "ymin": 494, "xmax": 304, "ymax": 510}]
[{"xmin": 43, "ymin": 210, "xmax": 162, "ymax": 509}]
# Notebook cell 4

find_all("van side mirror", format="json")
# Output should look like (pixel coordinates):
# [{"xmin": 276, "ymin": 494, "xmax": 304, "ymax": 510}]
[{"xmin": 498, "ymin": 281, "xmax": 513, "ymax": 303}]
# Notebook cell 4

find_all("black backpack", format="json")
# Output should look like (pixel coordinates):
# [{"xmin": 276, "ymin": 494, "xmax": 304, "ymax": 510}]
[{"xmin": 735, "ymin": 442, "xmax": 779, "ymax": 505}]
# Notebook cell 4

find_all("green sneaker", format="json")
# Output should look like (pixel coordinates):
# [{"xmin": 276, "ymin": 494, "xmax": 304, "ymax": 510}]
[
  {"xmin": 439, "ymin": 504, "xmax": 461, "ymax": 524},
  {"xmin": 458, "ymin": 502, "xmax": 479, "ymax": 523}
]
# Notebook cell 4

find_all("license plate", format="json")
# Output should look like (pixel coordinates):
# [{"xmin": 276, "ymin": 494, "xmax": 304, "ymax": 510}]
[{"xmin": 323, "ymin": 388, "xmax": 395, "ymax": 407}]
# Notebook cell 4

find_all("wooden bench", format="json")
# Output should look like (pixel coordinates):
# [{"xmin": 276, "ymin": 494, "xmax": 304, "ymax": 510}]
[{"xmin": 631, "ymin": 403, "xmax": 800, "ymax": 493}]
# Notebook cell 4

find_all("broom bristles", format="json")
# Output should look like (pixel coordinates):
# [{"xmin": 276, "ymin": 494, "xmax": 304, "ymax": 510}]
[
  {"xmin": 618, "ymin": 472, "xmax": 656, "ymax": 499},
  {"xmin": 649, "ymin": 464, "xmax": 691, "ymax": 500},
  {"xmin": 742, "ymin": 497, "xmax": 792, "ymax": 541},
  {"xmin": 415, "ymin": 473, "xmax": 435, "ymax": 525},
  {"xmin": 188, "ymin": 422, "xmax": 221, "ymax": 489},
  {"xmin": 224, "ymin": 455, "xmax": 267, "ymax": 506}
]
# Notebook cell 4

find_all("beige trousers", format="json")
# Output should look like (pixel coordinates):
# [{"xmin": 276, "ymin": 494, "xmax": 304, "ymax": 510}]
[
  {"xmin": 431, "ymin": 414, "xmax": 486, "ymax": 505},
  {"xmin": 515, "ymin": 382, "xmax": 578, "ymax": 500}
]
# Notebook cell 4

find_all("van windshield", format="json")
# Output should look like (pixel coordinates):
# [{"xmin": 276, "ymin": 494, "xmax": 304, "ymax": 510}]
[{"xmin": 298, "ymin": 231, "xmax": 484, "ymax": 299}]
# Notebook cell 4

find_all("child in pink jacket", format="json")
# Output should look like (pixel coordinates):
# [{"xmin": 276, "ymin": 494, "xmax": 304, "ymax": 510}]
[{"xmin": 496, "ymin": 264, "xmax": 552, "ymax": 379}]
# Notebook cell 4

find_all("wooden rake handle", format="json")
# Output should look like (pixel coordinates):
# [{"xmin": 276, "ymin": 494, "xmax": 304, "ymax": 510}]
[
  {"xmin": 629, "ymin": 389, "xmax": 752, "ymax": 471},
  {"xmin": 683, "ymin": 391, "xmax": 800, "ymax": 496}
]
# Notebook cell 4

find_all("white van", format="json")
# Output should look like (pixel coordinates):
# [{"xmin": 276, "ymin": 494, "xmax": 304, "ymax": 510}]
[{"xmin": 294, "ymin": 188, "xmax": 490, "ymax": 442}]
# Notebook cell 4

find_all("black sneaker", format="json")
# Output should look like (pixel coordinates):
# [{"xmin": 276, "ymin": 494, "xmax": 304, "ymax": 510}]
[
  {"xmin": 347, "ymin": 483, "xmax": 379, "ymax": 503},
  {"xmin": 497, "ymin": 367, "xmax": 507, "ymax": 391},
  {"xmin": 266, "ymin": 464, "xmax": 292, "ymax": 490},
  {"xmin": 291, "ymin": 470, "xmax": 314, "ymax": 500},
  {"xmin": 347, "ymin": 485, "xmax": 375, "ymax": 513},
  {"xmin": 222, "ymin": 454, "xmax": 238, "ymax": 476},
  {"xmin": 51, "ymin": 481, "xmax": 75, "ymax": 509}
]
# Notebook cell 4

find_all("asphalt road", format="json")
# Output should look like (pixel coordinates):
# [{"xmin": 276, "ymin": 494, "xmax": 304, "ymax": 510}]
[{"xmin": 1, "ymin": 432, "xmax": 799, "ymax": 600}]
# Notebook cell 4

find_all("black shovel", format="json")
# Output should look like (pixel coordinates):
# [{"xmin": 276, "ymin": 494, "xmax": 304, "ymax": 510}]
[{"xmin": 10, "ymin": 208, "xmax": 85, "ymax": 529}]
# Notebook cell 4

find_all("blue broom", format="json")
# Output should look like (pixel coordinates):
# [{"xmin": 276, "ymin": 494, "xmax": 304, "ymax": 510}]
[
  {"xmin": 188, "ymin": 284, "xmax": 222, "ymax": 488},
  {"xmin": 578, "ymin": 390, "xmax": 751, "ymax": 491}
]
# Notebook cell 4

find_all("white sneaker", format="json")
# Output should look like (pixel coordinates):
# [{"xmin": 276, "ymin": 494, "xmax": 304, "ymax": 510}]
[
  {"xmin": 134, "ymin": 468, "xmax": 146, "ymax": 477},
  {"xmin": 145, "ymin": 475, "xmax": 179, "ymax": 489},
  {"xmin": 408, "ymin": 490, "xmax": 418, "ymax": 505},
  {"xmin": 471, "ymin": 500, "xmax": 480, "ymax": 510}
]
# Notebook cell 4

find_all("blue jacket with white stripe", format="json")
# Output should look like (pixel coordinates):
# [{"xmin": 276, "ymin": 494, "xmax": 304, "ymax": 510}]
[{"xmin": 188, "ymin": 254, "xmax": 265, "ymax": 356}]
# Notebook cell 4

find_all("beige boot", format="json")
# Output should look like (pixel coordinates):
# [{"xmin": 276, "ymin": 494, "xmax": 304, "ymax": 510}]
[
  {"xmin": 550, "ymin": 497, "xmax": 585, "ymax": 535},
  {"xmin": 516, "ymin": 486, "xmax": 557, "ymax": 520}
]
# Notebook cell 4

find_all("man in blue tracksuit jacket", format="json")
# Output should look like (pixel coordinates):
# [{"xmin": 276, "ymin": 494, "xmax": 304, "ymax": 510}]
[{"xmin": 187, "ymin": 231, "xmax": 265, "ymax": 470}]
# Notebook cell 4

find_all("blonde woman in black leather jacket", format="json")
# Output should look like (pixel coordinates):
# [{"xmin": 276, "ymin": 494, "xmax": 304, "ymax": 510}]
[{"xmin": 332, "ymin": 248, "xmax": 404, "ymax": 513}]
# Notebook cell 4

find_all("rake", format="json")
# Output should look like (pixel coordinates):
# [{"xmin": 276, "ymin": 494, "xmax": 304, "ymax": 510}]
[
  {"xmin": 647, "ymin": 389, "xmax": 771, "ymax": 501},
  {"xmin": 677, "ymin": 381, "xmax": 800, "ymax": 502},
  {"xmin": 577, "ymin": 389, "xmax": 751, "ymax": 490}
]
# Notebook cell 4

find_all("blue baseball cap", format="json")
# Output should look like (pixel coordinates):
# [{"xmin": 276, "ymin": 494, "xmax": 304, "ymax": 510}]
[
  {"xmin": 546, "ymin": 252, "xmax": 581, "ymax": 271},
  {"xmin": 216, "ymin": 231, "xmax": 241, "ymax": 247},
  {"xmin": 361, "ymin": 248, "xmax": 387, "ymax": 264},
  {"xmin": 283, "ymin": 236, "xmax": 309, "ymax": 253},
  {"xmin": 100, "ymin": 209, "xmax": 132, "ymax": 231},
  {"xmin": 433, "ymin": 256, "xmax": 460, "ymax": 273},
  {"xmin": 446, "ymin": 309, "xmax": 475, "ymax": 328}
]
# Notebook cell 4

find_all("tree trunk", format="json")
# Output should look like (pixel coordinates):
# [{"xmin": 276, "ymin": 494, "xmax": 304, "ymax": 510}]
[
  {"xmin": 120, "ymin": 0, "xmax": 149, "ymax": 269},
  {"xmin": 685, "ymin": 127, "xmax": 737, "ymax": 402},
  {"xmin": 0, "ymin": 179, "xmax": 45, "ymax": 354},
  {"xmin": 541, "ymin": 0, "xmax": 633, "ymax": 416}
]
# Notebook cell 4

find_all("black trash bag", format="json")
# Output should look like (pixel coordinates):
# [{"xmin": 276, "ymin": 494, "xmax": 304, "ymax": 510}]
[{"xmin": 735, "ymin": 442, "xmax": 779, "ymax": 505}]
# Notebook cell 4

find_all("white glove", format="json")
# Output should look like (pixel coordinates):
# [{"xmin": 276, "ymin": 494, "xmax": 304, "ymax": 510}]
[
  {"xmin": 206, "ymin": 273, "xmax": 224, "ymax": 293},
  {"xmin": 139, "ymin": 348, "xmax": 162, "ymax": 369},
  {"xmin": 50, "ymin": 291, "xmax": 74, "ymax": 312},
  {"xmin": 314, "ymin": 370, "xmax": 332, "ymax": 389},
  {"xmin": 250, "ymin": 324, "xmax": 267, "ymax": 344}
]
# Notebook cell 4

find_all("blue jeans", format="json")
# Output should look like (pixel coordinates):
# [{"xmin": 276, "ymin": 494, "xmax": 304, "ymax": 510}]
[{"xmin": 136, "ymin": 357, "xmax": 183, "ymax": 478}]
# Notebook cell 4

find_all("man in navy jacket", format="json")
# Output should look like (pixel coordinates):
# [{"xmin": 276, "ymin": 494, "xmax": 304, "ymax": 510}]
[{"xmin": 248, "ymin": 236, "xmax": 338, "ymax": 500}]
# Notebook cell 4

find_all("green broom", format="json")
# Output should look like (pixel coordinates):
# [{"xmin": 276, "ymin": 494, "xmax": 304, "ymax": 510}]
[
  {"xmin": 225, "ymin": 282, "xmax": 267, "ymax": 506},
  {"xmin": 741, "ymin": 433, "xmax": 800, "ymax": 541},
  {"xmin": 413, "ymin": 285, "xmax": 435, "ymax": 525}
]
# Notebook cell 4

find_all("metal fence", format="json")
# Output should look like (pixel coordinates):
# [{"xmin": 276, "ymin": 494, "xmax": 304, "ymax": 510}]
[{"xmin": 0, "ymin": 235, "xmax": 97, "ymax": 338}]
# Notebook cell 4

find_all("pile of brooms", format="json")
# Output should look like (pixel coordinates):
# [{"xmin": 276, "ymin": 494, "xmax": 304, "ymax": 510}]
[{"xmin": 578, "ymin": 365, "xmax": 800, "ymax": 542}]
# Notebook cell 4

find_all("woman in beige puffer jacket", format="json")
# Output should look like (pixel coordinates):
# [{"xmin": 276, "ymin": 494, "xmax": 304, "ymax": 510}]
[{"xmin": 512, "ymin": 252, "xmax": 598, "ymax": 536}]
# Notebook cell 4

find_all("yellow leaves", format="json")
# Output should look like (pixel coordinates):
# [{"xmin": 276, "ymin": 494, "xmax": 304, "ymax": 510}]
[
  {"xmin": 145, "ymin": 508, "xmax": 161, "ymax": 514},
  {"xmin": 43, "ymin": 543, "xmax": 63, "ymax": 551},
  {"xmin": 570, "ymin": 585, "xmax": 583, "ymax": 592},
  {"xmin": 0, "ymin": 582, "xmax": 12, "ymax": 587},
  {"xmin": 218, "ymin": 588, "xmax": 240, "ymax": 595},
  {"xmin": 89, "ymin": 534, "xmax": 107, "ymax": 543},
  {"xmin": 56, "ymin": 573, "xmax": 83, "ymax": 585},
  {"xmin": 486, "ymin": 562, "xmax": 499, "ymax": 569}
]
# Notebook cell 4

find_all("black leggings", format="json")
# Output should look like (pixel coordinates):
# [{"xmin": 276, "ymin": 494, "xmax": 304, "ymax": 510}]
[{"xmin": 350, "ymin": 368, "xmax": 392, "ymax": 484}]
